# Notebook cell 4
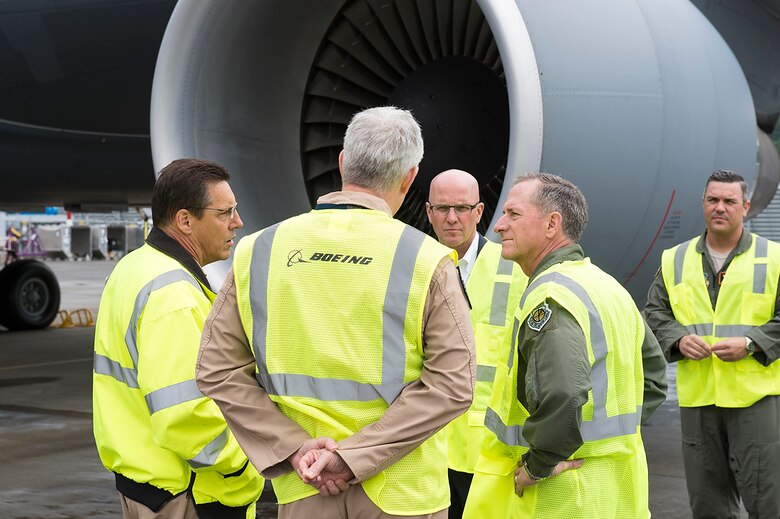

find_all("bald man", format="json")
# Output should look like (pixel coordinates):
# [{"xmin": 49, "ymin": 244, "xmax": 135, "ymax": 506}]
[{"xmin": 426, "ymin": 170, "xmax": 527, "ymax": 518}]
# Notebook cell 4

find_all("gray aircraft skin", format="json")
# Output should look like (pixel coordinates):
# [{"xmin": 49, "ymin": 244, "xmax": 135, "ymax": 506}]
[
  {"xmin": 151, "ymin": 0, "xmax": 780, "ymax": 302},
  {"xmin": 0, "ymin": 0, "xmax": 176, "ymax": 211},
  {"xmin": 0, "ymin": 0, "xmax": 176, "ymax": 329},
  {"xmin": 1, "ymin": 0, "xmax": 779, "ymax": 329}
]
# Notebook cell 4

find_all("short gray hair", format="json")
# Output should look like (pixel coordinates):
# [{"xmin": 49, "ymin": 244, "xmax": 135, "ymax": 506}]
[
  {"xmin": 515, "ymin": 173, "xmax": 589, "ymax": 242},
  {"xmin": 341, "ymin": 106, "xmax": 424, "ymax": 193}
]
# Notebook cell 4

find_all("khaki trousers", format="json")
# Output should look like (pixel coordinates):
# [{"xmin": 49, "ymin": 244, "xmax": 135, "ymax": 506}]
[
  {"xmin": 278, "ymin": 483, "xmax": 448, "ymax": 519},
  {"xmin": 119, "ymin": 491, "xmax": 198, "ymax": 519}
]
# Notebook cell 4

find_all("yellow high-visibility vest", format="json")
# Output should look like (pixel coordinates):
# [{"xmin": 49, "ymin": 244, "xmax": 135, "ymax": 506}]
[
  {"xmin": 93, "ymin": 244, "xmax": 262, "ymax": 508},
  {"xmin": 233, "ymin": 207, "xmax": 456, "ymax": 515},
  {"xmin": 447, "ymin": 239, "xmax": 526, "ymax": 473},
  {"xmin": 661, "ymin": 233, "xmax": 780, "ymax": 407},
  {"xmin": 467, "ymin": 258, "xmax": 649, "ymax": 518}
]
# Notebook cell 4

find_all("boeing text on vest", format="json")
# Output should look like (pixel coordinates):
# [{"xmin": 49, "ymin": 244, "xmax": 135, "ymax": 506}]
[{"xmin": 308, "ymin": 252, "xmax": 373, "ymax": 265}]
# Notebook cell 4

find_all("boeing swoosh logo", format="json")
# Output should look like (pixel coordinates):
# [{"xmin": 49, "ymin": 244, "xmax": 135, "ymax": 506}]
[{"xmin": 287, "ymin": 249, "xmax": 308, "ymax": 267}]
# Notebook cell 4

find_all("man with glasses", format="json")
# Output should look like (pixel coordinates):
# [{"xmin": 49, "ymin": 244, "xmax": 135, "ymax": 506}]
[
  {"xmin": 93, "ymin": 158, "xmax": 263, "ymax": 518},
  {"xmin": 426, "ymin": 169, "xmax": 527, "ymax": 518}
]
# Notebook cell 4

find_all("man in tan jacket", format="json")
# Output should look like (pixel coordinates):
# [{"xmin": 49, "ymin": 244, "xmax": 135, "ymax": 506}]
[{"xmin": 196, "ymin": 106, "xmax": 475, "ymax": 518}]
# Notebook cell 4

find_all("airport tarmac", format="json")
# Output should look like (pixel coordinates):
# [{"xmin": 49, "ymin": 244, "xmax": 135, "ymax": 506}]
[{"xmin": 0, "ymin": 259, "xmax": 746, "ymax": 518}]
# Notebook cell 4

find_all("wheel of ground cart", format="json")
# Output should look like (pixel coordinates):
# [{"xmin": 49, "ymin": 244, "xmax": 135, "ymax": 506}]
[{"xmin": 0, "ymin": 259, "xmax": 61, "ymax": 330}]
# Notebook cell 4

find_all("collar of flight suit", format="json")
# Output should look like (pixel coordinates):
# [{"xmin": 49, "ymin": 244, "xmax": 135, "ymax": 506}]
[
  {"xmin": 528, "ymin": 244, "xmax": 585, "ymax": 284},
  {"xmin": 694, "ymin": 228, "xmax": 752, "ymax": 256}
]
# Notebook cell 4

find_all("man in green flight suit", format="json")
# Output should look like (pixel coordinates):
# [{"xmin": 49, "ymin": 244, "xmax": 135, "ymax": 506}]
[
  {"xmin": 645, "ymin": 170, "xmax": 780, "ymax": 518},
  {"xmin": 464, "ymin": 173, "xmax": 667, "ymax": 518}
]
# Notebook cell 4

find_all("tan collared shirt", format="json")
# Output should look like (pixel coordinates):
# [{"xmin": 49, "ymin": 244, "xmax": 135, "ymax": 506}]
[{"xmin": 196, "ymin": 190, "xmax": 476, "ymax": 483}]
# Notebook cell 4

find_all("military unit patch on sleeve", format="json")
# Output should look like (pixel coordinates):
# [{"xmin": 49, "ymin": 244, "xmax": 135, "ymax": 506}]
[{"xmin": 527, "ymin": 303, "xmax": 552, "ymax": 332}]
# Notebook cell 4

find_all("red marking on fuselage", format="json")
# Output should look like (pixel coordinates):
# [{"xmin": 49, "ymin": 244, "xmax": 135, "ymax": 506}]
[{"xmin": 623, "ymin": 190, "xmax": 676, "ymax": 286}]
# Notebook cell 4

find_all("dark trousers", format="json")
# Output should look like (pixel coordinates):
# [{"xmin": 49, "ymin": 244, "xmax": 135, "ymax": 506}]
[
  {"xmin": 680, "ymin": 395, "xmax": 780, "ymax": 519},
  {"xmin": 447, "ymin": 469, "xmax": 473, "ymax": 519}
]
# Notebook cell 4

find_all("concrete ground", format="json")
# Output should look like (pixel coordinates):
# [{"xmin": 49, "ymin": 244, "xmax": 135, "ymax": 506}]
[{"xmin": 0, "ymin": 259, "xmax": 746, "ymax": 518}]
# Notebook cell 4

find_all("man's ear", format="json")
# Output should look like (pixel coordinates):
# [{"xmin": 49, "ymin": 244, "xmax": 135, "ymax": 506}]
[
  {"xmin": 338, "ymin": 150, "xmax": 347, "ymax": 187},
  {"xmin": 174, "ymin": 208, "xmax": 193, "ymax": 235},
  {"xmin": 475, "ymin": 202, "xmax": 485, "ymax": 223},
  {"xmin": 546, "ymin": 211, "xmax": 563, "ymax": 238},
  {"xmin": 400, "ymin": 166, "xmax": 419, "ymax": 195}
]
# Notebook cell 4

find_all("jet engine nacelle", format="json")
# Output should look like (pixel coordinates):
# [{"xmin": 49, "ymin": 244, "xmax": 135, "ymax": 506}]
[{"xmin": 151, "ymin": 0, "xmax": 772, "ymax": 303}]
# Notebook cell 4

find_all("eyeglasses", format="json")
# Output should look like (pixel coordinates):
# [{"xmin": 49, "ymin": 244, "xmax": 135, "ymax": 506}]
[
  {"xmin": 189, "ymin": 203, "xmax": 239, "ymax": 220},
  {"xmin": 427, "ymin": 202, "xmax": 480, "ymax": 215}
]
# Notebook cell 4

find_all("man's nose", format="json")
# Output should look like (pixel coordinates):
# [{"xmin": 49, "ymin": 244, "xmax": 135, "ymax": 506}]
[
  {"xmin": 232, "ymin": 209, "xmax": 244, "ymax": 229},
  {"xmin": 493, "ymin": 216, "xmax": 506, "ymax": 233}
]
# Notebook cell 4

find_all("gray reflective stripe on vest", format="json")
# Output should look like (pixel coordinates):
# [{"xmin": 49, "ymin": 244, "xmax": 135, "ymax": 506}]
[
  {"xmin": 673, "ymin": 239, "xmax": 696, "ymax": 286},
  {"xmin": 676, "ymin": 235, "xmax": 766, "ymax": 294},
  {"xmin": 754, "ymin": 264, "xmax": 767, "ymax": 294},
  {"xmin": 507, "ymin": 317, "xmax": 519, "ymax": 369},
  {"xmin": 490, "ymin": 282, "xmax": 511, "ymax": 326},
  {"xmin": 477, "ymin": 365, "xmax": 497, "ymax": 383},
  {"xmin": 248, "ymin": 223, "xmax": 279, "ymax": 397},
  {"xmin": 497, "ymin": 256, "xmax": 514, "ymax": 276},
  {"xmin": 250, "ymin": 224, "xmax": 426, "ymax": 405},
  {"xmin": 145, "ymin": 379, "xmax": 204, "ymax": 414},
  {"xmin": 520, "ymin": 272, "xmax": 609, "ymax": 422},
  {"xmin": 489, "ymin": 257, "xmax": 515, "ymax": 326},
  {"xmin": 125, "ymin": 271, "xmax": 201, "ymax": 368},
  {"xmin": 94, "ymin": 353, "xmax": 138, "ymax": 388},
  {"xmin": 485, "ymin": 405, "xmax": 643, "ymax": 447},
  {"xmin": 717, "ymin": 324, "xmax": 754, "ymax": 336},
  {"xmin": 188, "ymin": 427, "xmax": 230, "ymax": 469},
  {"xmin": 677, "ymin": 234, "xmax": 766, "ymax": 331},
  {"xmin": 93, "ymin": 270, "xmax": 201, "ymax": 397},
  {"xmin": 755, "ymin": 236, "xmax": 768, "ymax": 258},
  {"xmin": 485, "ymin": 406, "xmax": 528, "ymax": 447},
  {"xmin": 379, "ymin": 226, "xmax": 425, "ymax": 403},
  {"xmin": 686, "ymin": 323, "xmax": 753, "ymax": 337},
  {"xmin": 753, "ymin": 236, "xmax": 768, "ymax": 294},
  {"xmin": 685, "ymin": 323, "xmax": 713, "ymax": 336},
  {"xmin": 485, "ymin": 272, "xmax": 642, "ymax": 445}
]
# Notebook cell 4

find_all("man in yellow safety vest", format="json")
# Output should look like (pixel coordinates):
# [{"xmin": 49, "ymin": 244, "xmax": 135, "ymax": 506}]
[
  {"xmin": 465, "ymin": 173, "xmax": 667, "ymax": 518},
  {"xmin": 196, "ymin": 106, "xmax": 476, "ymax": 518},
  {"xmin": 93, "ymin": 158, "xmax": 263, "ymax": 518},
  {"xmin": 645, "ymin": 170, "xmax": 780, "ymax": 517},
  {"xmin": 425, "ymin": 169, "xmax": 526, "ymax": 518}
]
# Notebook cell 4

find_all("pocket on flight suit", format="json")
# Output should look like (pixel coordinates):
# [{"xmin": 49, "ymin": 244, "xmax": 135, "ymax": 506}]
[{"xmin": 679, "ymin": 410, "xmax": 707, "ymax": 494}]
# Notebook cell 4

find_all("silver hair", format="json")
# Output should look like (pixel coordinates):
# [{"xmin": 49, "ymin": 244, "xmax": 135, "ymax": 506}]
[
  {"xmin": 341, "ymin": 106, "xmax": 424, "ymax": 193},
  {"xmin": 515, "ymin": 173, "xmax": 589, "ymax": 242}
]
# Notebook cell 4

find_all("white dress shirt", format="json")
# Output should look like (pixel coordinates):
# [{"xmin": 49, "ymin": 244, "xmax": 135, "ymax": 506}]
[{"xmin": 458, "ymin": 234, "xmax": 480, "ymax": 286}]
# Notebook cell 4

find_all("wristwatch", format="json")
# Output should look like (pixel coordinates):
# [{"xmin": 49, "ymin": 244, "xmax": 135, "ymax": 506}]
[{"xmin": 744, "ymin": 336, "xmax": 756, "ymax": 355}]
